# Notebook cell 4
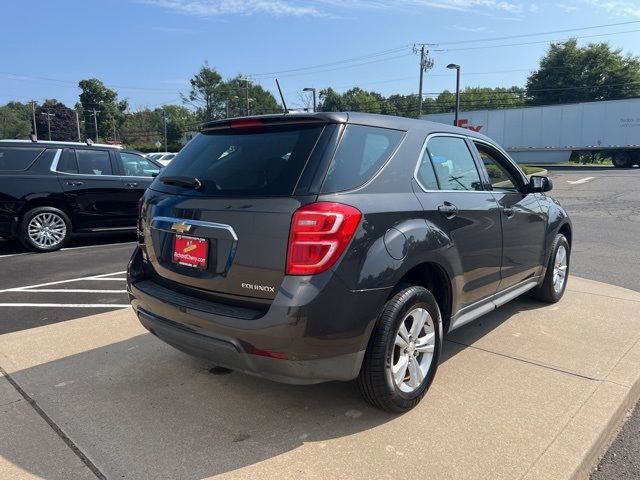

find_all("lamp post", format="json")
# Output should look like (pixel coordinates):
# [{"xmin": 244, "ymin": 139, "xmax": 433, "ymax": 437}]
[
  {"xmin": 303, "ymin": 87, "xmax": 316, "ymax": 112},
  {"xmin": 446, "ymin": 64, "xmax": 461, "ymax": 127}
]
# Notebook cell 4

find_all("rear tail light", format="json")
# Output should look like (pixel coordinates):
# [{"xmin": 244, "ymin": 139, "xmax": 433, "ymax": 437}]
[{"xmin": 286, "ymin": 202, "xmax": 361, "ymax": 276}]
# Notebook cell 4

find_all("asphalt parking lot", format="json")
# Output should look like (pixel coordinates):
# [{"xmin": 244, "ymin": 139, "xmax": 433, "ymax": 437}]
[
  {"xmin": 0, "ymin": 166, "xmax": 638, "ymax": 479},
  {"xmin": 0, "ymin": 234, "xmax": 136, "ymax": 333}
]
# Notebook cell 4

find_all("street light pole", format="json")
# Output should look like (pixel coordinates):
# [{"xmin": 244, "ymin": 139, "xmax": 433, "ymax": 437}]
[
  {"xmin": 303, "ymin": 87, "xmax": 316, "ymax": 112},
  {"xmin": 89, "ymin": 110, "xmax": 99, "ymax": 142},
  {"xmin": 74, "ymin": 110, "xmax": 81, "ymax": 141},
  {"xmin": 41, "ymin": 112, "xmax": 55, "ymax": 141},
  {"xmin": 163, "ymin": 109, "xmax": 168, "ymax": 152},
  {"xmin": 31, "ymin": 100, "xmax": 38, "ymax": 139},
  {"xmin": 447, "ymin": 64, "xmax": 461, "ymax": 127}
]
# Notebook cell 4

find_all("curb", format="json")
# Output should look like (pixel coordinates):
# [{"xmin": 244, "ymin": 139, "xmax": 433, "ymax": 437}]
[{"xmin": 523, "ymin": 337, "xmax": 640, "ymax": 480}]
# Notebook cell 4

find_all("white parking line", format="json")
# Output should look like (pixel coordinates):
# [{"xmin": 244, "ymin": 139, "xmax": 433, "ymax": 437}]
[
  {"xmin": 0, "ymin": 271, "xmax": 126, "ymax": 293},
  {"xmin": 10, "ymin": 289, "xmax": 127, "ymax": 293},
  {"xmin": 0, "ymin": 303, "xmax": 130, "ymax": 308},
  {"xmin": 567, "ymin": 177, "xmax": 596, "ymax": 185},
  {"xmin": 0, "ymin": 241, "xmax": 136, "ymax": 259}
]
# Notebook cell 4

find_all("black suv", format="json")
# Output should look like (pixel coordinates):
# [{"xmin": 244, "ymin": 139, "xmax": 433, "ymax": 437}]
[
  {"xmin": 0, "ymin": 140, "xmax": 162, "ymax": 251},
  {"xmin": 127, "ymin": 113, "xmax": 571, "ymax": 412}
]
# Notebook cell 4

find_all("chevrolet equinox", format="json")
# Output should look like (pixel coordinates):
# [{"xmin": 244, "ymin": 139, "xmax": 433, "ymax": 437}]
[{"xmin": 127, "ymin": 113, "xmax": 571, "ymax": 412}]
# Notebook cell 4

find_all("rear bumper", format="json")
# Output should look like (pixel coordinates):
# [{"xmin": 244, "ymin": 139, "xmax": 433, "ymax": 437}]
[{"xmin": 127, "ymin": 247, "xmax": 389, "ymax": 384}]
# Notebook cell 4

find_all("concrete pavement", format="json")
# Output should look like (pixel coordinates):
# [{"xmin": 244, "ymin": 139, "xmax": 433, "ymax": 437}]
[{"xmin": 1, "ymin": 275, "xmax": 639, "ymax": 480}]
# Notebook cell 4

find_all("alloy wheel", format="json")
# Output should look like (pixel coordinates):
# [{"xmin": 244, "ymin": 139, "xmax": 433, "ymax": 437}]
[
  {"xmin": 553, "ymin": 245, "xmax": 568, "ymax": 293},
  {"xmin": 27, "ymin": 212, "xmax": 67, "ymax": 249},
  {"xmin": 391, "ymin": 307, "xmax": 436, "ymax": 393}
]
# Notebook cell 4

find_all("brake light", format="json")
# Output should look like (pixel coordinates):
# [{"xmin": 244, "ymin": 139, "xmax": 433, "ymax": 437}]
[
  {"xmin": 230, "ymin": 119, "xmax": 263, "ymax": 129},
  {"xmin": 286, "ymin": 202, "xmax": 361, "ymax": 275}
]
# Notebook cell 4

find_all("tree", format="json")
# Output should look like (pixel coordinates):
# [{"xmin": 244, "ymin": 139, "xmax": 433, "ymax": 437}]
[
  {"xmin": 318, "ymin": 87, "xmax": 385, "ymax": 113},
  {"xmin": 78, "ymin": 78, "xmax": 128, "ymax": 141},
  {"xmin": 526, "ymin": 39, "xmax": 640, "ymax": 105},
  {"xmin": 183, "ymin": 62, "xmax": 224, "ymax": 121},
  {"xmin": 0, "ymin": 102, "xmax": 32, "ymax": 139},
  {"xmin": 35, "ymin": 100, "xmax": 78, "ymax": 141}
]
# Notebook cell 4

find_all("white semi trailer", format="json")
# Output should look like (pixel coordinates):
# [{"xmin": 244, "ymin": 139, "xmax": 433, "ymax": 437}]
[{"xmin": 421, "ymin": 98, "xmax": 640, "ymax": 167}]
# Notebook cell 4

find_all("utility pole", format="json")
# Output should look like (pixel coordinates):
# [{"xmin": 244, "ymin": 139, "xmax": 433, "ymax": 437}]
[
  {"xmin": 41, "ymin": 112, "xmax": 55, "ymax": 141},
  {"xmin": 413, "ymin": 44, "xmax": 434, "ymax": 117},
  {"xmin": 109, "ymin": 115, "xmax": 117, "ymax": 141},
  {"xmin": 163, "ymin": 109, "xmax": 168, "ymax": 152},
  {"xmin": 245, "ymin": 78, "xmax": 250, "ymax": 116},
  {"xmin": 89, "ymin": 109, "xmax": 99, "ymax": 142},
  {"xmin": 31, "ymin": 100, "xmax": 38, "ymax": 139},
  {"xmin": 74, "ymin": 110, "xmax": 81, "ymax": 141}
]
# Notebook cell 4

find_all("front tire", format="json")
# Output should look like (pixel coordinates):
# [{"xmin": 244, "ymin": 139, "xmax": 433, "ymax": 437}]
[
  {"xmin": 358, "ymin": 286, "xmax": 442, "ymax": 413},
  {"xmin": 19, "ymin": 207, "xmax": 71, "ymax": 252},
  {"xmin": 612, "ymin": 152, "xmax": 633, "ymax": 168},
  {"xmin": 531, "ymin": 234, "xmax": 570, "ymax": 303}
]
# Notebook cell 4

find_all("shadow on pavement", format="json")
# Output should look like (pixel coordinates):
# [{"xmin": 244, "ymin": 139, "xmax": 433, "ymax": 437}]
[{"xmin": 1, "ymin": 296, "xmax": 549, "ymax": 479}]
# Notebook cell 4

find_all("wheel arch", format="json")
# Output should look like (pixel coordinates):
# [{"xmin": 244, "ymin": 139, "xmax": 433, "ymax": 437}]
[
  {"xmin": 388, "ymin": 261, "xmax": 453, "ymax": 332},
  {"xmin": 18, "ymin": 197, "xmax": 74, "ymax": 230}
]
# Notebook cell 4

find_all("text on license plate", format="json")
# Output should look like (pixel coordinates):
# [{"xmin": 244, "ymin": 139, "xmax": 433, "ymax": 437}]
[{"xmin": 172, "ymin": 235, "xmax": 208, "ymax": 269}]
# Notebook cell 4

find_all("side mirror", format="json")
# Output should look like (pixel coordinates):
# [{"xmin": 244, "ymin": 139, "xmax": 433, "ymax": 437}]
[{"xmin": 529, "ymin": 175, "xmax": 553, "ymax": 193}]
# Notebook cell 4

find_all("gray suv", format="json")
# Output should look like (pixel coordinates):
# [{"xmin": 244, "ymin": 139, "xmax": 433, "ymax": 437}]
[{"xmin": 127, "ymin": 113, "xmax": 571, "ymax": 412}]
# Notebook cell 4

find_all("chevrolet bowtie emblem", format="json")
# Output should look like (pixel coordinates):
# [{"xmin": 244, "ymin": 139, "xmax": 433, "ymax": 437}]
[{"xmin": 171, "ymin": 222, "xmax": 191, "ymax": 234}]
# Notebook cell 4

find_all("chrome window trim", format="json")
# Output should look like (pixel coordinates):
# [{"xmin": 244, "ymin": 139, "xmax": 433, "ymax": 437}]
[
  {"xmin": 49, "ymin": 149, "xmax": 63, "ymax": 172},
  {"xmin": 413, "ymin": 132, "xmax": 488, "ymax": 194},
  {"xmin": 152, "ymin": 216, "xmax": 239, "ymax": 241}
]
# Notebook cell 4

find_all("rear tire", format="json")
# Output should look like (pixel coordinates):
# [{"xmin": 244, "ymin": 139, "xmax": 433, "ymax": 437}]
[
  {"xmin": 531, "ymin": 234, "xmax": 570, "ymax": 303},
  {"xmin": 358, "ymin": 285, "xmax": 442, "ymax": 413},
  {"xmin": 19, "ymin": 207, "xmax": 72, "ymax": 252}
]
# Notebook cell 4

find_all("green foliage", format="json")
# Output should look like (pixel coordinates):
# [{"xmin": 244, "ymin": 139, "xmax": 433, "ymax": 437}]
[
  {"xmin": 183, "ymin": 63, "xmax": 281, "ymax": 121},
  {"xmin": 526, "ymin": 39, "xmax": 640, "ymax": 105},
  {"xmin": 121, "ymin": 105, "xmax": 198, "ymax": 151},
  {"xmin": 78, "ymin": 78, "xmax": 128, "ymax": 141},
  {"xmin": 35, "ymin": 100, "xmax": 78, "ymax": 141},
  {"xmin": 0, "ymin": 102, "xmax": 32, "ymax": 139}
]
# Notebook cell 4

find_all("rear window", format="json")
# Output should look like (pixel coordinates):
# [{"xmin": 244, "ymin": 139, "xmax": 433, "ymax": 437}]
[
  {"xmin": 321, "ymin": 125, "xmax": 404, "ymax": 193},
  {"xmin": 159, "ymin": 123, "xmax": 326, "ymax": 196},
  {"xmin": 0, "ymin": 146, "xmax": 45, "ymax": 171}
]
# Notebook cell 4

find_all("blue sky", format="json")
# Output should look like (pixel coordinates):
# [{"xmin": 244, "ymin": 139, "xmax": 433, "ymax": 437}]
[{"xmin": 1, "ymin": 0, "xmax": 639, "ymax": 111}]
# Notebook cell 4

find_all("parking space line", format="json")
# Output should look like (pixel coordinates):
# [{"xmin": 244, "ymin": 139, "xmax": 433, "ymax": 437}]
[
  {"xmin": 0, "ymin": 271, "xmax": 126, "ymax": 293},
  {"xmin": 567, "ymin": 176, "xmax": 596, "ymax": 184},
  {"xmin": 0, "ymin": 241, "xmax": 136, "ymax": 259},
  {"xmin": 0, "ymin": 303, "xmax": 130, "ymax": 308},
  {"xmin": 86, "ymin": 278, "xmax": 127, "ymax": 281},
  {"xmin": 10, "ymin": 289, "xmax": 128, "ymax": 293}
]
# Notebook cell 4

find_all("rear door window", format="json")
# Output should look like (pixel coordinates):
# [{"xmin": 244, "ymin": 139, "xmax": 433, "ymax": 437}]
[
  {"xmin": 321, "ymin": 125, "xmax": 404, "ymax": 193},
  {"xmin": 159, "ymin": 123, "xmax": 326, "ymax": 196},
  {"xmin": 0, "ymin": 146, "xmax": 45, "ymax": 171},
  {"xmin": 120, "ymin": 152, "xmax": 161, "ymax": 177},
  {"xmin": 76, "ymin": 149, "xmax": 113, "ymax": 176}
]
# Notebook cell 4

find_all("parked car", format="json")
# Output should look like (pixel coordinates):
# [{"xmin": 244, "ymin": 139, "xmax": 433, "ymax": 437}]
[
  {"xmin": 0, "ymin": 140, "xmax": 163, "ymax": 251},
  {"xmin": 147, "ymin": 152, "xmax": 178, "ymax": 165},
  {"xmin": 127, "ymin": 113, "xmax": 572, "ymax": 412}
]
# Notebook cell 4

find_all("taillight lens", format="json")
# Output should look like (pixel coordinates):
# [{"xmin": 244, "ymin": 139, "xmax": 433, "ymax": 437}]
[{"xmin": 286, "ymin": 202, "xmax": 361, "ymax": 275}]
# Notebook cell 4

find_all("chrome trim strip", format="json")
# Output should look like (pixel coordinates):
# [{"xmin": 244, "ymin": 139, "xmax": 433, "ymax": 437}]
[
  {"xmin": 49, "ymin": 149, "xmax": 63, "ymax": 172},
  {"xmin": 152, "ymin": 216, "xmax": 238, "ymax": 241},
  {"xmin": 449, "ymin": 277, "xmax": 540, "ymax": 331}
]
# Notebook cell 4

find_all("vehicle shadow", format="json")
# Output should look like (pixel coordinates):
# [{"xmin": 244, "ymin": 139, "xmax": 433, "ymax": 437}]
[{"xmin": 1, "ymin": 295, "xmax": 547, "ymax": 479}]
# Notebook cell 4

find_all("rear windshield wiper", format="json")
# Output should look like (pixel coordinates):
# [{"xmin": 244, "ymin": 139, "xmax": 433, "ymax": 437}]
[{"xmin": 159, "ymin": 175, "xmax": 202, "ymax": 190}]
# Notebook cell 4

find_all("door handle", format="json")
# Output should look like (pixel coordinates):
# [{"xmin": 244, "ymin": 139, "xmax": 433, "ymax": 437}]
[
  {"xmin": 438, "ymin": 202, "xmax": 458, "ymax": 217},
  {"xmin": 502, "ymin": 207, "xmax": 515, "ymax": 218},
  {"xmin": 125, "ymin": 182, "xmax": 139, "ymax": 187},
  {"xmin": 66, "ymin": 181, "xmax": 83, "ymax": 186}
]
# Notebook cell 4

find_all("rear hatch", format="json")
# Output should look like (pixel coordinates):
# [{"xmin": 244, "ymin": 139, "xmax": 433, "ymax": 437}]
[{"xmin": 141, "ymin": 117, "xmax": 341, "ymax": 303}]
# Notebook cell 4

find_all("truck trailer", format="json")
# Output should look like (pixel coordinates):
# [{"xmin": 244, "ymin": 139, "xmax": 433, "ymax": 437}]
[{"xmin": 421, "ymin": 98, "xmax": 640, "ymax": 167}]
